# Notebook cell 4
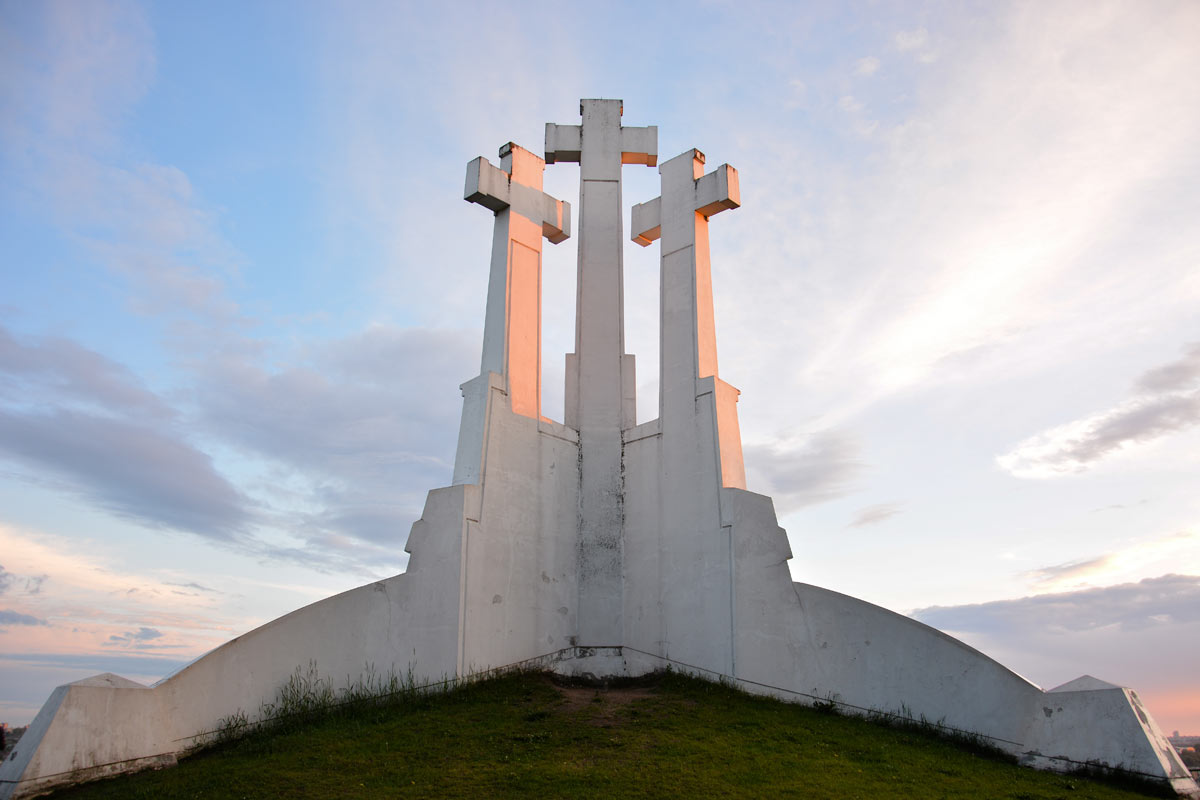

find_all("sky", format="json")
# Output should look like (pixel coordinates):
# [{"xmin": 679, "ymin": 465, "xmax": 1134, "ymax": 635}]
[{"xmin": 1, "ymin": 0, "xmax": 1198, "ymax": 734}]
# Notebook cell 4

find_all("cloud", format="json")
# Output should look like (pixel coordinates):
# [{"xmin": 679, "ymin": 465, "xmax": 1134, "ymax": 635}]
[
  {"xmin": 847, "ymin": 502, "xmax": 903, "ymax": 528},
  {"xmin": 0, "ymin": 409, "xmax": 252, "ymax": 540},
  {"xmin": 744, "ymin": 429, "xmax": 864, "ymax": 512},
  {"xmin": 1020, "ymin": 531, "xmax": 1200, "ymax": 593},
  {"xmin": 163, "ymin": 581, "xmax": 220, "ymax": 595},
  {"xmin": 0, "ymin": 327, "xmax": 247, "ymax": 541},
  {"xmin": 0, "ymin": 562, "xmax": 47, "ymax": 597},
  {"xmin": 0, "ymin": 0, "xmax": 154, "ymax": 152},
  {"xmin": 1135, "ymin": 342, "xmax": 1200, "ymax": 394},
  {"xmin": 837, "ymin": 95, "xmax": 864, "ymax": 113},
  {"xmin": 0, "ymin": 651, "xmax": 189, "ymax": 675},
  {"xmin": 194, "ymin": 323, "xmax": 476, "ymax": 559},
  {"xmin": 0, "ymin": 610, "xmax": 48, "ymax": 627},
  {"xmin": 912, "ymin": 574, "xmax": 1200, "ymax": 636},
  {"xmin": 853, "ymin": 56, "xmax": 881, "ymax": 76},
  {"xmin": 719, "ymin": 2, "xmax": 1200, "ymax": 448},
  {"xmin": 0, "ymin": 315, "xmax": 475, "ymax": 573},
  {"xmin": 106, "ymin": 626, "xmax": 163, "ymax": 645},
  {"xmin": 1025, "ymin": 555, "xmax": 1116, "ymax": 588},
  {"xmin": 0, "ymin": 324, "xmax": 173, "ymax": 419},
  {"xmin": 910, "ymin": 574, "xmax": 1200, "ymax": 727},
  {"xmin": 1091, "ymin": 499, "xmax": 1149, "ymax": 513},
  {"xmin": 1, "ymin": 2, "xmax": 243, "ymax": 325},
  {"xmin": 0, "ymin": 524, "xmax": 262, "ymax": 663},
  {"xmin": 999, "ymin": 343, "xmax": 1200, "ymax": 477},
  {"xmin": 894, "ymin": 27, "xmax": 929, "ymax": 52}
]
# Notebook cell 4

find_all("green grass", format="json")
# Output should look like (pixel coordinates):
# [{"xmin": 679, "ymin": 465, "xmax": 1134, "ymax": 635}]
[{"xmin": 46, "ymin": 670, "xmax": 1172, "ymax": 799}]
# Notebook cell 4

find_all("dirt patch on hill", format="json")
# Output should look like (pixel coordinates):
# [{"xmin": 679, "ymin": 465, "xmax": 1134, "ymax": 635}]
[{"xmin": 541, "ymin": 673, "xmax": 661, "ymax": 725}]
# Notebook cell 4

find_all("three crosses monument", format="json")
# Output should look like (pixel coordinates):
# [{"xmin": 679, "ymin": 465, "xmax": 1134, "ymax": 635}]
[{"xmin": 2, "ymin": 99, "xmax": 1195, "ymax": 799}]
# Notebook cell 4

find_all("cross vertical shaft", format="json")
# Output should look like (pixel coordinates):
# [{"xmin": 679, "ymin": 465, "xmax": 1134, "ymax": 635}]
[{"xmin": 547, "ymin": 99, "xmax": 657, "ymax": 645}]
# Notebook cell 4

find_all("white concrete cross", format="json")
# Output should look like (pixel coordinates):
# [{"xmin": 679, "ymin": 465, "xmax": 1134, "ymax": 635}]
[
  {"xmin": 464, "ymin": 142, "xmax": 570, "ymax": 420},
  {"xmin": 632, "ymin": 148, "xmax": 746, "ymax": 489},
  {"xmin": 545, "ymin": 99, "xmax": 656, "ymax": 430},
  {"xmin": 544, "ymin": 99, "xmax": 656, "ymax": 646}
]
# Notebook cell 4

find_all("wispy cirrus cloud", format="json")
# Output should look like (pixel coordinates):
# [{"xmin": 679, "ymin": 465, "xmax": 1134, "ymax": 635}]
[
  {"xmin": 0, "ymin": 523, "xmax": 242, "ymax": 654},
  {"xmin": 1, "ymin": 0, "xmax": 244, "ymax": 326},
  {"xmin": 720, "ymin": 2, "xmax": 1200, "ymax": 447},
  {"xmin": 847, "ymin": 502, "xmax": 903, "ymax": 528},
  {"xmin": 1019, "ymin": 531, "xmax": 1200, "ymax": 593},
  {"xmin": 999, "ymin": 342, "xmax": 1200, "ymax": 477},
  {"xmin": 1025, "ymin": 555, "xmax": 1117, "ymax": 589}
]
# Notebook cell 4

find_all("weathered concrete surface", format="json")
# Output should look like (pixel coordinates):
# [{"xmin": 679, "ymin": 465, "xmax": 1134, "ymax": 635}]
[
  {"xmin": 548, "ymin": 99, "xmax": 656, "ymax": 648},
  {"xmin": 4, "ymin": 102, "xmax": 1195, "ymax": 799}
]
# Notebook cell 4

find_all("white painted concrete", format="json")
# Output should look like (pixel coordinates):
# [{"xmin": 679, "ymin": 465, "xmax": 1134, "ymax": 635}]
[
  {"xmin": 3, "ymin": 101, "xmax": 1195, "ymax": 799},
  {"xmin": 547, "ymin": 99, "xmax": 657, "ymax": 647}
]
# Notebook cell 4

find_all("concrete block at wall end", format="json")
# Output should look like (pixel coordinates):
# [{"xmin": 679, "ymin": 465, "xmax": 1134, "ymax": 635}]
[
  {"xmin": 1022, "ymin": 686, "xmax": 1195, "ymax": 783},
  {"xmin": 0, "ymin": 685, "xmax": 66, "ymax": 800}
]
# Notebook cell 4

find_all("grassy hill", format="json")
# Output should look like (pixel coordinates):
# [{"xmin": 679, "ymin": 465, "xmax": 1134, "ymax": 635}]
[{"xmin": 46, "ymin": 670, "xmax": 1172, "ymax": 799}]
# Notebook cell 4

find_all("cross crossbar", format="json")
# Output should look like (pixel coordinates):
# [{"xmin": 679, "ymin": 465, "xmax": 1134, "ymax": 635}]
[
  {"xmin": 465, "ymin": 144, "xmax": 570, "ymax": 243},
  {"xmin": 545, "ymin": 106, "xmax": 657, "ymax": 167},
  {"xmin": 630, "ymin": 149, "xmax": 739, "ymax": 247}
]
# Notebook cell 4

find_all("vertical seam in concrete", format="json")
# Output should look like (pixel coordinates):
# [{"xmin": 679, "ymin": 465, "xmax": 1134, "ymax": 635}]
[{"xmin": 706, "ymin": 387, "xmax": 735, "ymax": 678}]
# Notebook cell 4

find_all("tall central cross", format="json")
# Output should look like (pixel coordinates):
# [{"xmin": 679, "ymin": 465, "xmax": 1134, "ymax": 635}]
[{"xmin": 546, "ymin": 99, "xmax": 657, "ymax": 645}]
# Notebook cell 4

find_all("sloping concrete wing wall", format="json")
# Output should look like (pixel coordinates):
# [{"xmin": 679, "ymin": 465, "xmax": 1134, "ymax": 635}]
[
  {"xmin": 0, "ymin": 485, "xmax": 469, "ymax": 798},
  {"xmin": 0, "ymin": 382, "xmax": 583, "ymax": 799}
]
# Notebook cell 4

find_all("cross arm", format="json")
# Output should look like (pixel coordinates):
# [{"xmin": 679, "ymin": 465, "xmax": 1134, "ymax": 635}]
[
  {"xmin": 630, "ymin": 197, "xmax": 662, "ymax": 247},
  {"xmin": 545, "ymin": 122, "xmax": 658, "ymax": 167},
  {"xmin": 630, "ymin": 159, "xmax": 740, "ymax": 247},
  {"xmin": 695, "ymin": 164, "xmax": 740, "ymax": 218},
  {"xmin": 621, "ymin": 126, "xmax": 658, "ymax": 166},
  {"xmin": 464, "ymin": 156, "xmax": 571, "ymax": 243},
  {"xmin": 545, "ymin": 123, "xmax": 581, "ymax": 164}
]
